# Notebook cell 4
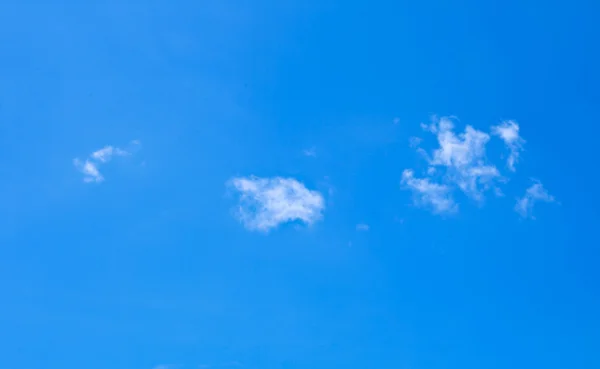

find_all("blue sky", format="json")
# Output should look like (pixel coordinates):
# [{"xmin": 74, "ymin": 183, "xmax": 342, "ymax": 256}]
[{"xmin": 1, "ymin": 1, "xmax": 599, "ymax": 368}]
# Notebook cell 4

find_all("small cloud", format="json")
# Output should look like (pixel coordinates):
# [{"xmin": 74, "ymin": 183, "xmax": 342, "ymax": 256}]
[
  {"xmin": 228, "ymin": 176, "xmax": 325, "ymax": 232},
  {"xmin": 492, "ymin": 120, "xmax": 525, "ymax": 171},
  {"xmin": 402, "ymin": 116, "xmax": 536, "ymax": 216},
  {"xmin": 401, "ymin": 169, "xmax": 457, "ymax": 214},
  {"xmin": 153, "ymin": 365, "xmax": 176, "ymax": 369},
  {"xmin": 404, "ymin": 116, "xmax": 501, "ymax": 213},
  {"xmin": 428, "ymin": 117, "xmax": 499, "ymax": 200},
  {"xmin": 74, "ymin": 141, "xmax": 140, "ymax": 183},
  {"xmin": 515, "ymin": 180, "xmax": 556, "ymax": 219},
  {"xmin": 404, "ymin": 117, "xmax": 500, "ymax": 206},
  {"xmin": 409, "ymin": 136, "xmax": 422, "ymax": 148},
  {"xmin": 420, "ymin": 122, "xmax": 437, "ymax": 133},
  {"xmin": 393, "ymin": 117, "xmax": 400, "ymax": 125},
  {"xmin": 90, "ymin": 145, "xmax": 130, "ymax": 163},
  {"xmin": 356, "ymin": 223, "xmax": 369, "ymax": 231},
  {"xmin": 494, "ymin": 187, "xmax": 505, "ymax": 197},
  {"xmin": 128, "ymin": 139, "xmax": 143, "ymax": 154},
  {"xmin": 90, "ymin": 146, "xmax": 114, "ymax": 163},
  {"xmin": 302, "ymin": 147, "xmax": 317, "ymax": 157},
  {"xmin": 415, "ymin": 147, "xmax": 431, "ymax": 162},
  {"xmin": 73, "ymin": 158, "xmax": 104, "ymax": 183}
]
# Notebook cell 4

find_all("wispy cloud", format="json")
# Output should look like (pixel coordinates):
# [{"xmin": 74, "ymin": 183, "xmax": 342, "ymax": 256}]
[
  {"xmin": 428, "ymin": 117, "xmax": 500, "ymax": 200},
  {"xmin": 228, "ymin": 176, "xmax": 325, "ymax": 232},
  {"xmin": 402, "ymin": 116, "xmax": 511, "ymax": 214},
  {"xmin": 73, "ymin": 140, "xmax": 140, "ymax": 183},
  {"xmin": 409, "ymin": 136, "xmax": 422, "ymax": 148},
  {"xmin": 302, "ymin": 147, "xmax": 317, "ymax": 157},
  {"xmin": 356, "ymin": 223, "xmax": 369, "ymax": 231},
  {"xmin": 515, "ymin": 180, "xmax": 556, "ymax": 219},
  {"xmin": 492, "ymin": 120, "xmax": 525, "ymax": 171},
  {"xmin": 73, "ymin": 159, "xmax": 104, "ymax": 183},
  {"xmin": 90, "ymin": 145, "xmax": 130, "ymax": 163},
  {"xmin": 153, "ymin": 365, "xmax": 177, "ymax": 369},
  {"xmin": 403, "ymin": 116, "xmax": 554, "ymax": 217},
  {"xmin": 401, "ymin": 169, "xmax": 457, "ymax": 214}
]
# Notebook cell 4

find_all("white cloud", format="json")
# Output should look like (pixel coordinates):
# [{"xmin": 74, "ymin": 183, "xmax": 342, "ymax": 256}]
[
  {"xmin": 401, "ymin": 169, "xmax": 457, "ymax": 214},
  {"xmin": 91, "ymin": 145, "xmax": 130, "ymax": 163},
  {"xmin": 73, "ymin": 159, "xmax": 104, "ymax": 183},
  {"xmin": 403, "ymin": 116, "xmax": 541, "ymax": 216},
  {"xmin": 420, "ymin": 121, "xmax": 437, "ymax": 133},
  {"xmin": 356, "ymin": 223, "xmax": 369, "ymax": 231},
  {"xmin": 228, "ymin": 176, "xmax": 325, "ymax": 232},
  {"xmin": 402, "ymin": 116, "xmax": 512, "ymax": 214},
  {"xmin": 428, "ymin": 117, "xmax": 500, "ymax": 200},
  {"xmin": 515, "ymin": 180, "xmax": 555, "ymax": 219},
  {"xmin": 74, "ymin": 141, "xmax": 140, "ymax": 183},
  {"xmin": 492, "ymin": 120, "xmax": 525, "ymax": 171}
]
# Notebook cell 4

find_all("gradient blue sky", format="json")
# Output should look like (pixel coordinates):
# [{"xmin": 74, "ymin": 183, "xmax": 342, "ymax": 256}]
[{"xmin": 1, "ymin": 1, "xmax": 599, "ymax": 369}]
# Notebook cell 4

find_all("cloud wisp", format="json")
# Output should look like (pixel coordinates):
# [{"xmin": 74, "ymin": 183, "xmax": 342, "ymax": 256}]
[
  {"xmin": 400, "ymin": 116, "xmax": 559, "ymax": 218},
  {"xmin": 515, "ymin": 180, "xmax": 556, "ymax": 219},
  {"xmin": 73, "ymin": 140, "xmax": 140, "ymax": 183},
  {"xmin": 408, "ymin": 136, "xmax": 422, "ymax": 148},
  {"xmin": 302, "ymin": 147, "xmax": 317, "ymax": 157},
  {"xmin": 90, "ymin": 145, "xmax": 130, "ymax": 163},
  {"xmin": 402, "ymin": 116, "xmax": 557, "ymax": 218},
  {"xmin": 428, "ymin": 117, "xmax": 500, "ymax": 201},
  {"xmin": 356, "ymin": 223, "xmax": 370, "ymax": 231},
  {"xmin": 153, "ymin": 365, "xmax": 177, "ymax": 369},
  {"xmin": 228, "ymin": 176, "xmax": 325, "ymax": 232},
  {"xmin": 492, "ymin": 120, "xmax": 525, "ymax": 171},
  {"xmin": 402, "ymin": 116, "xmax": 501, "ymax": 214},
  {"xmin": 73, "ymin": 159, "xmax": 104, "ymax": 183},
  {"xmin": 401, "ymin": 169, "xmax": 457, "ymax": 214}
]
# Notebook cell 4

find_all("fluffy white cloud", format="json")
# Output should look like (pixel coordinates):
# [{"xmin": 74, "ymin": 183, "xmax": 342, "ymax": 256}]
[
  {"xmin": 74, "ymin": 140, "xmax": 139, "ymax": 183},
  {"xmin": 401, "ymin": 169, "xmax": 457, "ymax": 214},
  {"xmin": 402, "ymin": 116, "xmax": 553, "ymax": 217},
  {"xmin": 228, "ymin": 176, "xmax": 325, "ymax": 232},
  {"xmin": 402, "ymin": 116, "xmax": 519, "ymax": 214},
  {"xmin": 492, "ymin": 120, "xmax": 525, "ymax": 171},
  {"xmin": 515, "ymin": 180, "xmax": 555, "ymax": 218},
  {"xmin": 428, "ymin": 117, "xmax": 500, "ymax": 200}
]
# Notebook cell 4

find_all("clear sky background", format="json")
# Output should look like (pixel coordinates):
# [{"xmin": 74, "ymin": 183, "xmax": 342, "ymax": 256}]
[{"xmin": 1, "ymin": 1, "xmax": 599, "ymax": 369}]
